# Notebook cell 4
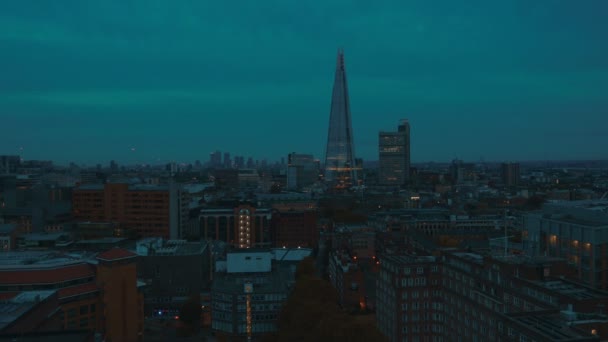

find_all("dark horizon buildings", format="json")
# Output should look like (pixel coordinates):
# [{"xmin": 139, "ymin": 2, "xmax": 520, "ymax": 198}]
[
  {"xmin": 379, "ymin": 119, "xmax": 411, "ymax": 186},
  {"xmin": 502, "ymin": 162, "xmax": 520, "ymax": 187},
  {"xmin": 324, "ymin": 49, "xmax": 359, "ymax": 191}
]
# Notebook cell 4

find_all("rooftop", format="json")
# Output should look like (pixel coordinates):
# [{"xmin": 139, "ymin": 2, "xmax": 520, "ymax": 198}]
[
  {"xmin": 18, "ymin": 232, "xmax": 72, "ymax": 241},
  {"xmin": 96, "ymin": 248, "xmax": 137, "ymax": 262},
  {"xmin": 546, "ymin": 200, "xmax": 608, "ymax": 211},
  {"xmin": 57, "ymin": 282, "xmax": 99, "ymax": 300},
  {"xmin": 0, "ymin": 263, "xmax": 95, "ymax": 285},
  {"xmin": 0, "ymin": 224, "xmax": 16, "ymax": 235},
  {"xmin": 537, "ymin": 279, "xmax": 608, "ymax": 300},
  {"xmin": 451, "ymin": 252, "xmax": 485, "ymax": 265},
  {"xmin": 212, "ymin": 263, "xmax": 294, "ymax": 295},
  {"xmin": 0, "ymin": 251, "xmax": 95, "ymax": 269},
  {"xmin": 0, "ymin": 330, "xmax": 93, "ymax": 342},
  {"xmin": 0, "ymin": 290, "xmax": 55, "ymax": 331},
  {"xmin": 507, "ymin": 311, "xmax": 597, "ymax": 341},
  {"xmin": 381, "ymin": 254, "xmax": 437, "ymax": 265},
  {"xmin": 271, "ymin": 248, "xmax": 312, "ymax": 261},
  {"xmin": 136, "ymin": 238, "xmax": 208, "ymax": 256}
]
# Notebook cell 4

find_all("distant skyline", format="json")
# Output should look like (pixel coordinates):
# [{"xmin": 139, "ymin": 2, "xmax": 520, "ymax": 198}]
[{"xmin": 1, "ymin": 1, "xmax": 607, "ymax": 164}]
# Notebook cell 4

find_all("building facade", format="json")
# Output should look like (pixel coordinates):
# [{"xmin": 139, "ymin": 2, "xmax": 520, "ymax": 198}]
[
  {"xmin": 502, "ymin": 162, "xmax": 520, "ymax": 187},
  {"xmin": 269, "ymin": 204, "xmax": 318, "ymax": 248},
  {"xmin": 72, "ymin": 182, "xmax": 188, "ymax": 239},
  {"xmin": 199, "ymin": 205, "xmax": 271, "ymax": 248},
  {"xmin": 0, "ymin": 248, "xmax": 144, "ymax": 341},
  {"xmin": 286, "ymin": 153, "xmax": 318, "ymax": 190},
  {"xmin": 375, "ymin": 250, "xmax": 608, "ymax": 342},
  {"xmin": 211, "ymin": 249, "xmax": 309, "ymax": 339},
  {"xmin": 136, "ymin": 238, "xmax": 211, "ymax": 317},
  {"xmin": 379, "ymin": 120, "xmax": 411, "ymax": 186},
  {"xmin": 524, "ymin": 200, "xmax": 608, "ymax": 289}
]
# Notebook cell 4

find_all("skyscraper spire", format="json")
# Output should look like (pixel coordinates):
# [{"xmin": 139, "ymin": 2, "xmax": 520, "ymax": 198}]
[{"xmin": 324, "ymin": 49, "xmax": 359, "ymax": 191}]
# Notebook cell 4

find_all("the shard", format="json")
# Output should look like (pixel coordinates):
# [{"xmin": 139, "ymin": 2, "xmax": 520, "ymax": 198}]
[{"xmin": 324, "ymin": 49, "xmax": 359, "ymax": 190}]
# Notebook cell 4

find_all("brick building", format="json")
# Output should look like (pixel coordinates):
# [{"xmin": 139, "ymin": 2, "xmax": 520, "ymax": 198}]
[
  {"xmin": 375, "ymin": 250, "xmax": 608, "ymax": 342},
  {"xmin": 328, "ymin": 250, "xmax": 365, "ymax": 310},
  {"xmin": 0, "ymin": 248, "xmax": 144, "ymax": 341},
  {"xmin": 524, "ymin": 200, "xmax": 608, "ymax": 289},
  {"xmin": 199, "ymin": 205, "xmax": 271, "ymax": 248},
  {"xmin": 72, "ymin": 183, "xmax": 189, "ymax": 239},
  {"xmin": 269, "ymin": 204, "xmax": 318, "ymax": 248},
  {"xmin": 135, "ymin": 238, "xmax": 211, "ymax": 317}
]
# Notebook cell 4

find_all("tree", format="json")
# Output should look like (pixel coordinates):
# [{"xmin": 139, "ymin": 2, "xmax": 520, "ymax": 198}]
[
  {"xmin": 295, "ymin": 256, "xmax": 315, "ymax": 280},
  {"xmin": 178, "ymin": 294, "xmax": 202, "ymax": 336},
  {"xmin": 270, "ymin": 258, "xmax": 386, "ymax": 342}
]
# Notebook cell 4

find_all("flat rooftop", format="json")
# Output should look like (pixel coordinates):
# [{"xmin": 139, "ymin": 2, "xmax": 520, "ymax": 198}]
[
  {"xmin": 546, "ymin": 200, "xmax": 608, "ymax": 211},
  {"xmin": 537, "ymin": 279, "xmax": 608, "ymax": 300},
  {"xmin": 451, "ymin": 252, "xmax": 484, "ymax": 265},
  {"xmin": 0, "ymin": 251, "xmax": 95, "ymax": 269},
  {"xmin": 508, "ymin": 312, "xmax": 597, "ymax": 341},
  {"xmin": 382, "ymin": 254, "xmax": 436, "ymax": 265},
  {"xmin": 0, "ymin": 290, "xmax": 55, "ymax": 331},
  {"xmin": 212, "ymin": 264, "xmax": 293, "ymax": 295}
]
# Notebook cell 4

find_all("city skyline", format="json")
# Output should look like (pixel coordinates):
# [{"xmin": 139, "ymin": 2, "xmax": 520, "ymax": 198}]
[{"xmin": 1, "ymin": 1, "xmax": 607, "ymax": 164}]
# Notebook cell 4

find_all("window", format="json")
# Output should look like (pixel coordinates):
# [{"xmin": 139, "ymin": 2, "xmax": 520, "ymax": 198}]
[
  {"xmin": 80, "ymin": 305, "xmax": 88, "ymax": 315},
  {"xmin": 80, "ymin": 317, "xmax": 89, "ymax": 327}
]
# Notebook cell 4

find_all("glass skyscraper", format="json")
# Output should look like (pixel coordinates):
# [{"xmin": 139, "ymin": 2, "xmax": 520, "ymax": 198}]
[{"xmin": 324, "ymin": 49, "xmax": 359, "ymax": 190}]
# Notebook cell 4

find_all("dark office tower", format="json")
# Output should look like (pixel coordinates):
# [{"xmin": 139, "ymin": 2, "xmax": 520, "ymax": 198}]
[
  {"xmin": 209, "ymin": 150, "xmax": 222, "ymax": 168},
  {"xmin": 379, "ymin": 119, "xmax": 411, "ymax": 186},
  {"xmin": 223, "ymin": 152, "xmax": 231, "ymax": 169},
  {"xmin": 0, "ymin": 156, "xmax": 20, "ymax": 174},
  {"xmin": 502, "ymin": 162, "xmax": 520, "ymax": 187},
  {"xmin": 234, "ymin": 156, "xmax": 245, "ymax": 169},
  {"xmin": 324, "ymin": 49, "xmax": 359, "ymax": 190}
]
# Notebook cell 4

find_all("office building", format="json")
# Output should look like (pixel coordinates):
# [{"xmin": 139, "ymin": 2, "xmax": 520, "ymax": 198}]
[
  {"xmin": 211, "ymin": 248, "xmax": 311, "ymax": 339},
  {"xmin": 286, "ymin": 153, "xmax": 318, "ymax": 190},
  {"xmin": 199, "ymin": 204, "xmax": 271, "ymax": 248},
  {"xmin": 136, "ymin": 238, "xmax": 212, "ymax": 317},
  {"xmin": 72, "ymin": 182, "xmax": 189, "ymax": 239},
  {"xmin": 324, "ymin": 49, "xmax": 359, "ymax": 190},
  {"xmin": 0, "ymin": 156, "xmax": 20, "ymax": 174},
  {"xmin": 375, "ymin": 250, "xmax": 608, "ymax": 342},
  {"xmin": 502, "ymin": 162, "xmax": 521, "ymax": 187},
  {"xmin": 96, "ymin": 248, "xmax": 144, "ymax": 342},
  {"xmin": 328, "ymin": 250, "xmax": 366, "ymax": 310},
  {"xmin": 379, "ymin": 120, "xmax": 411, "ymax": 186},
  {"xmin": 524, "ymin": 200, "xmax": 608, "ymax": 289},
  {"xmin": 0, "ymin": 248, "xmax": 145, "ymax": 341},
  {"xmin": 209, "ymin": 151, "xmax": 222, "ymax": 168},
  {"xmin": 269, "ymin": 203, "xmax": 318, "ymax": 248}
]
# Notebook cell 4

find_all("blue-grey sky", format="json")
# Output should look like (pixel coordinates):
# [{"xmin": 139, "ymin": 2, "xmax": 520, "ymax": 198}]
[{"xmin": 1, "ymin": 1, "xmax": 607, "ymax": 165}]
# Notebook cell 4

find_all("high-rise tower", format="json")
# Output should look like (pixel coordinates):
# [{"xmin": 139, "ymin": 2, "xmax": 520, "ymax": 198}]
[
  {"xmin": 379, "ymin": 120, "xmax": 411, "ymax": 186},
  {"xmin": 324, "ymin": 49, "xmax": 359, "ymax": 190}
]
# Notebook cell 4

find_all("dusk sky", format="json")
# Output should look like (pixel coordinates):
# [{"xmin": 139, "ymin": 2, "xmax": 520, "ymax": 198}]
[{"xmin": 1, "ymin": 1, "xmax": 607, "ymax": 165}]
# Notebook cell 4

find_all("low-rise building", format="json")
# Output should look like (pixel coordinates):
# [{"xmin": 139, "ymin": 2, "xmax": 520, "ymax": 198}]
[
  {"xmin": 136, "ymin": 238, "xmax": 211, "ymax": 317},
  {"xmin": 328, "ymin": 250, "xmax": 365, "ymax": 310},
  {"xmin": 0, "ymin": 248, "xmax": 144, "ymax": 341},
  {"xmin": 524, "ymin": 200, "xmax": 608, "ymax": 289},
  {"xmin": 211, "ymin": 248, "xmax": 310, "ymax": 339}
]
